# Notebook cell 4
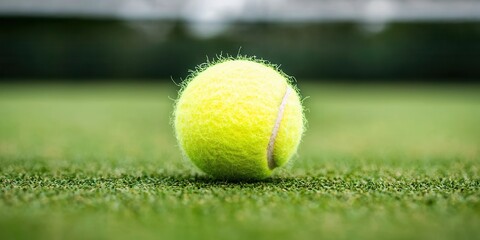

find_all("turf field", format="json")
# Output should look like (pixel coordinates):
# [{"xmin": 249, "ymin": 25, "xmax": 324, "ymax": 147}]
[{"xmin": 0, "ymin": 83, "xmax": 479, "ymax": 240}]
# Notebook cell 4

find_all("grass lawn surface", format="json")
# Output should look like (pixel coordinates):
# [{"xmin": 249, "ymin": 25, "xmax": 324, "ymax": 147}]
[{"xmin": 0, "ymin": 83, "xmax": 479, "ymax": 240}]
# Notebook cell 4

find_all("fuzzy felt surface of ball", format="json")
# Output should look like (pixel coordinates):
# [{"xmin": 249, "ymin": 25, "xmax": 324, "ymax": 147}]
[{"xmin": 174, "ymin": 58, "xmax": 304, "ymax": 180}]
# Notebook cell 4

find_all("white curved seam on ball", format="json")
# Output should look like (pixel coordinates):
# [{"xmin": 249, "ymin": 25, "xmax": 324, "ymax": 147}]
[{"xmin": 267, "ymin": 86, "xmax": 291, "ymax": 170}]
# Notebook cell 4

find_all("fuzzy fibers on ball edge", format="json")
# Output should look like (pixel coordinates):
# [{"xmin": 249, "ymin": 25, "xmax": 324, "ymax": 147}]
[{"xmin": 174, "ymin": 58, "xmax": 305, "ymax": 180}]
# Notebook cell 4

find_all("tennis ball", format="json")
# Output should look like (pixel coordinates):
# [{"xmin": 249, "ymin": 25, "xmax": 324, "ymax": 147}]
[{"xmin": 174, "ymin": 57, "xmax": 304, "ymax": 180}]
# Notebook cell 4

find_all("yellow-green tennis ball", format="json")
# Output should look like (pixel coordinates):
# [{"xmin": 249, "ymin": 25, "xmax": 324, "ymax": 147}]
[{"xmin": 174, "ymin": 58, "xmax": 304, "ymax": 180}]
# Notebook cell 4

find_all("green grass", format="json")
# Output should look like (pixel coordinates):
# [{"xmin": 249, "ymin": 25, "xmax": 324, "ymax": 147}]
[{"xmin": 0, "ymin": 83, "xmax": 479, "ymax": 240}]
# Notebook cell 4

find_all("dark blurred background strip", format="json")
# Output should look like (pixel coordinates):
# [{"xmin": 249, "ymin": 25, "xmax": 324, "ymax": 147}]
[{"xmin": 0, "ymin": 0, "xmax": 479, "ymax": 82}]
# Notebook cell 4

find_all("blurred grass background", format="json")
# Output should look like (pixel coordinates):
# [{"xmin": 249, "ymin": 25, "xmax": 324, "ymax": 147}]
[{"xmin": 1, "ymin": 83, "xmax": 478, "ymax": 240}]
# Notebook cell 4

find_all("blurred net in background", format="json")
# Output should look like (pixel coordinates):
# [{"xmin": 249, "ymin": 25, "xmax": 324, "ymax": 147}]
[{"xmin": 0, "ymin": 0, "xmax": 479, "ymax": 81}]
